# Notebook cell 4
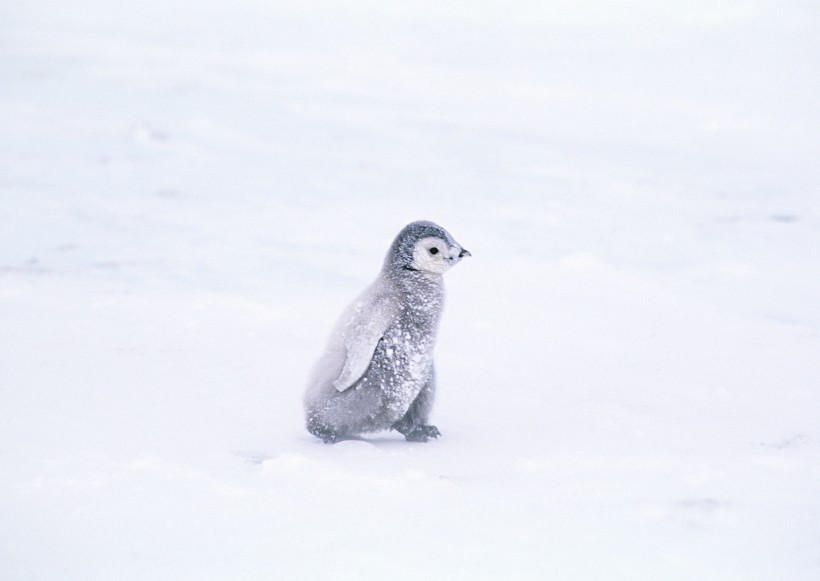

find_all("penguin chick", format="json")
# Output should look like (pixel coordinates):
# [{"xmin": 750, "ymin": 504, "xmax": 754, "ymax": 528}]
[{"xmin": 304, "ymin": 220, "xmax": 470, "ymax": 443}]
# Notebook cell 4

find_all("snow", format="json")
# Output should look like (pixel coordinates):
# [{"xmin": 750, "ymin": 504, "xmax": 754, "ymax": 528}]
[{"xmin": 2, "ymin": 0, "xmax": 819, "ymax": 579}]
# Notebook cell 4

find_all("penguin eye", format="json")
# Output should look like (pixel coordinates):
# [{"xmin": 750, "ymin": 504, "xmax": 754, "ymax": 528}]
[{"xmin": 429, "ymin": 247, "xmax": 439, "ymax": 255}]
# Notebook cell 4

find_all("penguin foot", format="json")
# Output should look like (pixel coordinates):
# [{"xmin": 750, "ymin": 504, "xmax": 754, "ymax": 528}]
[
  {"xmin": 319, "ymin": 432, "xmax": 337, "ymax": 444},
  {"xmin": 403, "ymin": 425, "xmax": 441, "ymax": 442},
  {"xmin": 307, "ymin": 422, "xmax": 339, "ymax": 444}
]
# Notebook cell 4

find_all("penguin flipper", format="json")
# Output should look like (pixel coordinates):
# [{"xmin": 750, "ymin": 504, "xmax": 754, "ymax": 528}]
[{"xmin": 332, "ymin": 296, "xmax": 397, "ymax": 392}]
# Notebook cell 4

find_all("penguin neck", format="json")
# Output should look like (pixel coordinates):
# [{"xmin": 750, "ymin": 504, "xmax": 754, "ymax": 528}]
[
  {"xmin": 386, "ymin": 266, "xmax": 443, "ymax": 287},
  {"xmin": 386, "ymin": 268, "xmax": 444, "ymax": 320}
]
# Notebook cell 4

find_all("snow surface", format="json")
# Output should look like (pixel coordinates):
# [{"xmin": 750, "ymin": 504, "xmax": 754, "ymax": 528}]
[{"xmin": 2, "ymin": 1, "xmax": 820, "ymax": 579}]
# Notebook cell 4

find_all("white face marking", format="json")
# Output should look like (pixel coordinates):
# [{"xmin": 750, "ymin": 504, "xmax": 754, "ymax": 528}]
[{"xmin": 411, "ymin": 237, "xmax": 457, "ymax": 274}]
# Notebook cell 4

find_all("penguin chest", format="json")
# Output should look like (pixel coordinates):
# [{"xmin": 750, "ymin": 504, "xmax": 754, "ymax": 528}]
[{"xmin": 368, "ymin": 324, "xmax": 434, "ymax": 416}]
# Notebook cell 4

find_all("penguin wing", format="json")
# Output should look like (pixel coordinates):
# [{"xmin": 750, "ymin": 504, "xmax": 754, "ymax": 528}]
[{"xmin": 332, "ymin": 295, "xmax": 397, "ymax": 392}]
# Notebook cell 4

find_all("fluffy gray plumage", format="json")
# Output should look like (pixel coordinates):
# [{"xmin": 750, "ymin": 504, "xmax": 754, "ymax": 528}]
[{"xmin": 304, "ymin": 220, "xmax": 470, "ymax": 443}]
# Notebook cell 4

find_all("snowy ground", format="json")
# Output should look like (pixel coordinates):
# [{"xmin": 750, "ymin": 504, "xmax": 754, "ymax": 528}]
[{"xmin": 2, "ymin": 1, "xmax": 819, "ymax": 579}]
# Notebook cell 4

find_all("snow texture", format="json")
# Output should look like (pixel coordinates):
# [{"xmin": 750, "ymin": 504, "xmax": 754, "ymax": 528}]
[{"xmin": 2, "ymin": 1, "xmax": 820, "ymax": 580}]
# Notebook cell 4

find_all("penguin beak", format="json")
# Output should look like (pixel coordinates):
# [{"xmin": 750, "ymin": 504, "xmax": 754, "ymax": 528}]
[{"xmin": 459, "ymin": 248, "xmax": 471, "ymax": 258}]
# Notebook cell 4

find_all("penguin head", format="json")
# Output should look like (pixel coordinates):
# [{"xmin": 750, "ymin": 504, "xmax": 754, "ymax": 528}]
[{"xmin": 385, "ymin": 220, "xmax": 471, "ymax": 275}]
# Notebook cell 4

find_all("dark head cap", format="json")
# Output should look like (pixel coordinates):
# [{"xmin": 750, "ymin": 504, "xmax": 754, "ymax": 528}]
[{"xmin": 384, "ymin": 220, "xmax": 470, "ymax": 274}]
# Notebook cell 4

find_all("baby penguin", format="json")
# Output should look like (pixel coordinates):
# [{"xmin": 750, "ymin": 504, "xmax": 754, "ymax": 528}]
[{"xmin": 304, "ymin": 220, "xmax": 470, "ymax": 443}]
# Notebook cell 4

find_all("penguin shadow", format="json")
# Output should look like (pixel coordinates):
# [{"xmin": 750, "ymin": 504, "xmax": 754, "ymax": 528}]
[
  {"xmin": 232, "ymin": 432, "xmax": 437, "ymax": 465},
  {"xmin": 296, "ymin": 433, "xmax": 417, "ymax": 448},
  {"xmin": 337, "ymin": 434, "xmax": 425, "ymax": 448}
]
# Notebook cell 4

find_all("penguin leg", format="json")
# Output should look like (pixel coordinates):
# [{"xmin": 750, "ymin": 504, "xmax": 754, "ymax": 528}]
[
  {"xmin": 306, "ymin": 385, "xmax": 384, "ymax": 443},
  {"xmin": 306, "ymin": 411, "xmax": 340, "ymax": 443},
  {"xmin": 392, "ymin": 370, "xmax": 440, "ymax": 442},
  {"xmin": 306, "ymin": 400, "xmax": 353, "ymax": 444},
  {"xmin": 401, "ymin": 424, "xmax": 441, "ymax": 442}
]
